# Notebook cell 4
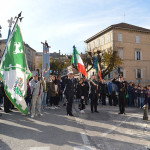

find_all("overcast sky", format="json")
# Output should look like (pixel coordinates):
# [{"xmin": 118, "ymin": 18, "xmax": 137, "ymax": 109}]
[{"xmin": 0, "ymin": 0, "xmax": 150, "ymax": 54}]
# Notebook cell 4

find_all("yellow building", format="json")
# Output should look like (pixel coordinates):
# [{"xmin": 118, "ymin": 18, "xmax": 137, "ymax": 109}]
[{"xmin": 85, "ymin": 23, "xmax": 150, "ymax": 85}]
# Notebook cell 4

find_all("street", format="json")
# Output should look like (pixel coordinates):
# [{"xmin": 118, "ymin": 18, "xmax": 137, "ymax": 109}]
[{"xmin": 0, "ymin": 102, "xmax": 150, "ymax": 150}]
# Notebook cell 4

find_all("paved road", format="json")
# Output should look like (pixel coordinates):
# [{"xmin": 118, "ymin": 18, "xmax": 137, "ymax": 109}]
[{"xmin": 0, "ymin": 102, "xmax": 150, "ymax": 150}]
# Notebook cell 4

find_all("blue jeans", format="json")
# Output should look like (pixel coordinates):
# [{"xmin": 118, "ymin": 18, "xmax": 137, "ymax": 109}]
[
  {"xmin": 139, "ymin": 97, "xmax": 144, "ymax": 108},
  {"xmin": 41, "ymin": 92, "xmax": 47, "ymax": 107},
  {"xmin": 129, "ymin": 94, "xmax": 133, "ymax": 107}
]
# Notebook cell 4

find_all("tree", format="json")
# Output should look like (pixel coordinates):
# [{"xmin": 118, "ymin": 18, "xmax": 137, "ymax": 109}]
[
  {"xmin": 50, "ymin": 58, "xmax": 71, "ymax": 75},
  {"xmin": 82, "ymin": 48, "xmax": 123, "ymax": 78}
]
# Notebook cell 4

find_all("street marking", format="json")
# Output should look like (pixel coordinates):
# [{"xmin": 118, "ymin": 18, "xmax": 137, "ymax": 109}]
[
  {"xmin": 80, "ymin": 132, "xmax": 91, "ymax": 146},
  {"xmin": 74, "ymin": 116, "xmax": 97, "ymax": 150},
  {"xmin": 29, "ymin": 147, "xmax": 50, "ymax": 150},
  {"xmin": 74, "ymin": 146, "xmax": 96, "ymax": 150}
]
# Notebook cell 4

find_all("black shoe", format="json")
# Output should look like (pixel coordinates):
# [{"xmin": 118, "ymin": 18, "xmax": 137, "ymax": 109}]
[
  {"xmin": 118, "ymin": 112, "xmax": 123, "ymax": 114},
  {"xmin": 67, "ymin": 113, "xmax": 74, "ymax": 116},
  {"xmin": 95, "ymin": 111, "xmax": 99, "ymax": 113},
  {"xmin": 0, "ymin": 107, "xmax": 2, "ymax": 110},
  {"xmin": 70, "ymin": 113, "xmax": 74, "ymax": 116},
  {"xmin": 5, "ymin": 111, "xmax": 11, "ymax": 113}
]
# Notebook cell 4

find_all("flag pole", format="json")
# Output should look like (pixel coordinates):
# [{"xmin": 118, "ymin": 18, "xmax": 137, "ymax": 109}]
[{"xmin": 11, "ymin": 11, "xmax": 23, "ymax": 33}]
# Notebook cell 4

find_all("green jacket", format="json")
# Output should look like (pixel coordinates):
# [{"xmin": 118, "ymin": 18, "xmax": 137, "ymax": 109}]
[{"xmin": 48, "ymin": 81, "xmax": 59, "ymax": 97}]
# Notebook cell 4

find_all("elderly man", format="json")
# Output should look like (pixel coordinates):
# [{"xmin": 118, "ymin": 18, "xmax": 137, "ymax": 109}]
[
  {"xmin": 64, "ymin": 71, "xmax": 75, "ymax": 116},
  {"xmin": 30, "ymin": 73, "xmax": 43, "ymax": 118}
]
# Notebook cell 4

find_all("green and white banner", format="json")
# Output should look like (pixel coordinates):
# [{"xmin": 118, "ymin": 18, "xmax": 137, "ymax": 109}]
[{"xmin": 0, "ymin": 21, "xmax": 32, "ymax": 114}]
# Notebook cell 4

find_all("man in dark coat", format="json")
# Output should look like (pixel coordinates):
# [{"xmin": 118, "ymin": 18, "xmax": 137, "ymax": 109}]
[
  {"xmin": 64, "ymin": 71, "xmax": 75, "ymax": 116},
  {"xmin": 113, "ymin": 77, "xmax": 126, "ymax": 114},
  {"xmin": 99, "ymin": 79, "xmax": 107, "ymax": 105},
  {"xmin": 83, "ymin": 77, "xmax": 89, "ymax": 105},
  {"xmin": 90, "ymin": 75, "xmax": 99, "ymax": 113}
]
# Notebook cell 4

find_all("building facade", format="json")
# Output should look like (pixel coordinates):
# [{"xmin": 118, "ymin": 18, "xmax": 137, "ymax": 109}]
[
  {"xmin": 0, "ymin": 39, "xmax": 36, "ymax": 71},
  {"xmin": 85, "ymin": 23, "xmax": 150, "ymax": 85},
  {"xmin": 35, "ymin": 52, "xmax": 43, "ymax": 73}
]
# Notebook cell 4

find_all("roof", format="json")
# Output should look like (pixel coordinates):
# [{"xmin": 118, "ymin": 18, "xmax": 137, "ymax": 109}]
[{"xmin": 84, "ymin": 22, "xmax": 150, "ymax": 43}]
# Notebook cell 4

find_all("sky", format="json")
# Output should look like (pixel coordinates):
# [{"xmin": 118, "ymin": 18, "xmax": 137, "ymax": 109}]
[{"xmin": 0, "ymin": 0, "xmax": 150, "ymax": 55}]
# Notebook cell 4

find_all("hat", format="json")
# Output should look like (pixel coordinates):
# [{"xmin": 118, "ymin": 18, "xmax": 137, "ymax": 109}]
[
  {"xmin": 67, "ymin": 70, "xmax": 73, "ymax": 75},
  {"xmin": 32, "ymin": 72, "xmax": 38, "ymax": 77}
]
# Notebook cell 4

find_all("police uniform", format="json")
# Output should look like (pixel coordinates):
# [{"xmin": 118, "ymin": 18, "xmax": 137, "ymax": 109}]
[
  {"xmin": 90, "ymin": 80, "xmax": 99, "ymax": 113},
  {"xmin": 113, "ymin": 79, "xmax": 126, "ymax": 114},
  {"xmin": 64, "ymin": 78, "xmax": 75, "ymax": 116}
]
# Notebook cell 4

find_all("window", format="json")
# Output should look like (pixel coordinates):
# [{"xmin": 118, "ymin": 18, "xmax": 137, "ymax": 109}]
[
  {"xmin": 92, "ymin": 42, "xmax": 95, "ymax": 49},
  {"xmin": 118, "ymin": 33, "xmax": 122, "ymax": 41},
  {"xmin": 136, "ymin": 36, "xmax": 140, "ymax": 43},
  {"xmin": 135, "ymin": 50, "xmax": 142, "ymax": 60},
  {"xmin": 101, "ymin": 37, "xmax": 105, "ymax": 45},
  {"xmin": 118, "ymin": 67, "xmax": 126, "ymax": 78},
  {"xmin": 97, "ymin": 39, "xmax": 100, "ymax": 47},
  {"xmin": 118, "ymin": 48, "xmax": 123, "ymax": 59},
  {"xmin": 107, "ymin": 34, "xmax": 111, "ymax": 43},
  {"xmin": 88, "ymin": 44, "xmax": 91, "ymax": 51},
  {"xmin": 136, "ymin": 69, "xmax": 143, "ymax": 78}
]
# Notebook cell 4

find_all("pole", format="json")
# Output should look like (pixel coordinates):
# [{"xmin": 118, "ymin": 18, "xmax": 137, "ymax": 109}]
[
  {"xmin": 143, "ymin": 104, "xmax": 148, "ymax": 120},
  {"xmin": 1, "ymin": 12, "xmax": 22, "ymax": 59}
]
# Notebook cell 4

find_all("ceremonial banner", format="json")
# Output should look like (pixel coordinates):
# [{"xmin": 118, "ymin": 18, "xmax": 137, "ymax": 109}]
[
  {"xmin": 0, "ymin": 21, "xmax": 32, "ymax": 114},
  {"xmin": 94, "ymin": 56, "xmax": 102, "ymax": 80},
  {"xmin": 72, "ymin": 46, "xmax": 88, "ymax": 77},
  {"xmin": 43, "ymin": 42, "xmax": 50, "ymax": 77}
]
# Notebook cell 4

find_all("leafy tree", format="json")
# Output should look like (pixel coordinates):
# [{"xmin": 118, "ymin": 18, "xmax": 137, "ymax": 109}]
[
  {"xmin": 82, "ymin": 48, "xmax": 123, "ymax": 78},
  {"xmin": 50, "ymin": 58, "xmax": 71, "ymax": 75}
]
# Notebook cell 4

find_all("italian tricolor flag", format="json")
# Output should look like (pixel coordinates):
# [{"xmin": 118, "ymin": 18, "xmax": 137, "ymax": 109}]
[
  {"xmin": 94, "ymin": 56, "xmax": 102, "ymax": 80},
  {"xmin": 72, "ymin": 46, "xmax": 88, "ymax": 77}
]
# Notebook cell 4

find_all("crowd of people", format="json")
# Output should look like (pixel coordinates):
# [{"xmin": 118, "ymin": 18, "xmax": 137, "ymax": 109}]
[{"xmin": 0, "ymin": 71, "xmax": 150, "ymax": 118}]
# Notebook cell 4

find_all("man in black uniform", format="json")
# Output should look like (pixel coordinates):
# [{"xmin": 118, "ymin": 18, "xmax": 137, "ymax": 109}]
[
  {"xmin": 113, "ymin": 76, "xmax": 126, "ymax": 114},
  {"xmin": 64, "ymin": 71, "xmax": 75, "ymax": 116},
  {"xmin": 83, "ymin": 77, "xmax": 89, "ymax": 105},
  {"xmin": 90, "ymin": 75, "xmax": 99, "ymax": 113},
  {"xmin": 99, "ymin": 79, "xmax": 107, "ymax": 105}
]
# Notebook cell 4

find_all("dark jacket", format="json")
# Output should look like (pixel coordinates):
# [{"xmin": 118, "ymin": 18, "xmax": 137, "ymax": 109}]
[
  {"xmin": 78, "ymin": 82, "xmax": 86, "ymax": 97},
  {"xmin": 133, "ymin": 88, "xmax": 138, "ymax": 99},
  {"xmin": 112, "ymin": 79, "xmax": 126, "ymax": 95},
  {"xmin": 90, "ymin": 80, "xmax": 98, "ymax": 99},
  {"xmin": 48, "ymin": 81, "xmax": 59, "ymax": 97},
  {"xmin": 64, "ymin": 78, "xmax": 75, "ymax": 98}
]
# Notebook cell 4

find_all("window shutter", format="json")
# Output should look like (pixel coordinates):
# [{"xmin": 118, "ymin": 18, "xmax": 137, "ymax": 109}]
[
  {"xmin": 135, "ymin": 69, "xmax": 137, "ymax": 78},
  {"xmin": 123, "ymin": 69, "xmax": 126, "ymax": 78},
  {"xmin": 135, "ymin": 51, "xmax": 137, "ymax": 60},
  {"xmin": 141, "ymin": 51, "xmax": 142, "ymax": 60},
  {"xmin": 141, "ymin": 69, "xmax": 143, "ymax": 78}
]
